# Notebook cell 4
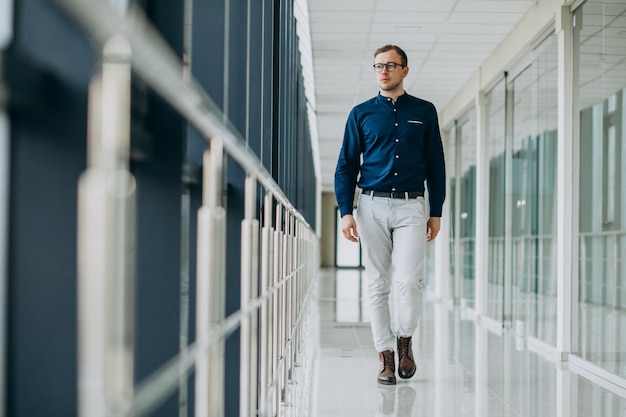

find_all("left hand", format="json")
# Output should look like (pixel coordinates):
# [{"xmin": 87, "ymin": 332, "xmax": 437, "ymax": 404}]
[{"xmin": 426, "ymin": 217, "xmax": 441, "ymax": 242}]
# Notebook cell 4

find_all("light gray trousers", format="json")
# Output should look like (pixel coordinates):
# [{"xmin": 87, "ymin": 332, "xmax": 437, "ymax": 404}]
[{"xmin": 355, "ymin": 193, "xmax": 426, "ymax": 352}]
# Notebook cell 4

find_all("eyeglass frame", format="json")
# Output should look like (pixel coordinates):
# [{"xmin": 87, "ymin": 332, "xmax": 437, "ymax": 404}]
[{"xmin": 372, "ymin": 62, "xmax": 405, "ymax": 72}]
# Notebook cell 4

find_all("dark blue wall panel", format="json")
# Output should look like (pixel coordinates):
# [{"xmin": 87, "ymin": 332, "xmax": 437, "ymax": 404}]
[{"xmin": 4, "ymin": 1, "xmax": 93, "ymax": 415}]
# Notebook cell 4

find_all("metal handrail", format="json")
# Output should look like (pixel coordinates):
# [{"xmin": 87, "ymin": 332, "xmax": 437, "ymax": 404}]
[{"xmin": 56, "ymin": 0, "xmax": 310, "ymax": 228}]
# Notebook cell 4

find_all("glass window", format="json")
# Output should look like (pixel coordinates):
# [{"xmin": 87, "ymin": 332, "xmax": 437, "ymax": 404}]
[
  {"xmin": 442, "ymin": 109, "xmax": 477, "ymax": 306},
  {"xmin": 577, "ymin": 0, "xmax": 626, "ymax": 377},
  {"xmin": 445, "ymin": 125, "xmax": 457, "ymax": 299},
  {"xmin": 509, "ymin": 33, "xmax": 559, "ymax": 346},
  {"xmin": 459, "ymin": 109, "xmax": 477, "ymax": 309}
]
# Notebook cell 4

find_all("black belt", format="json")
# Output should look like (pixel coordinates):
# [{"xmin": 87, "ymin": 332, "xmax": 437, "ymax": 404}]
[{"xmin": 362, "ymin": 189, "xmax": 424, "ymax": 199}]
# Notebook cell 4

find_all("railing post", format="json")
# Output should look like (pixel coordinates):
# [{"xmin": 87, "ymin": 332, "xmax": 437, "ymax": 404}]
[
  {"xmin": 240, "ymin": 175, "xmax": 259, "ymax": 417},
  {"xmin": 281, "ymin": 208, "xmax": 291, "ymax": 409},
  {"xmin": 77, "ymin": 34, "xmax": 135, "ymax": 417},
  {"xmin": 259, "ymin": 192, "xmax": 273, "ymax": 416},
  {"xmin": 613, "ymin": 234, "xmax": 618, "ymax": 308},
  {"xmin": 0, "ymin": 4, "xmax": 12, "ymax": 413},
  {"xmin": 272, "ymin": 203, "xmax": 282, "ymax": 415},
  {"xmin": 285, "ymin": 211, "xmax": 293, "ymax": 383},
  {"xmin": 579, "ymin": 237, "xmax": 586, "ymax": 303},
  {"xmin": 293, "ymin": 220, "xmax": 301, "ymax": 368},
  {"xmin": 195, "ymin": 140, "xmax": 226, "ymax": 417}
]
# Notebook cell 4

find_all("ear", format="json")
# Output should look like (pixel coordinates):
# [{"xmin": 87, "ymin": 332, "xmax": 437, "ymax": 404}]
[{"xmin": 402, "ymin": 65, "xmax": 409, "ymax": 78}]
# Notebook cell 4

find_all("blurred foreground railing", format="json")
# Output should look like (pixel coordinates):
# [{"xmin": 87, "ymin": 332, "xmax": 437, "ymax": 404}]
[{"xmin": 62, "ymin": 1, "xmax": 319, "ymax": 416}]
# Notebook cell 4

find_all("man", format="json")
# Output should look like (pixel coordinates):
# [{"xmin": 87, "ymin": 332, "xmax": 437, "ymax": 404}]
[{"xmin": 334, "ymin": 44, "xmax": 446, "ymax": 385}]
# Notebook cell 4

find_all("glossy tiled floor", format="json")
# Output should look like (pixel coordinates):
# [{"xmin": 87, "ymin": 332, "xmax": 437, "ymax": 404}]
[{"xmin": 312, "ymin": 268, "xmax": 626, "ymax": 417}]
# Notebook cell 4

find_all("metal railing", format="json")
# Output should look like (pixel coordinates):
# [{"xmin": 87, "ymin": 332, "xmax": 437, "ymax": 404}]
[
  {"xmin": 579, "ymin": 230, "xmax": 626, "ymax": 308},
  {"xmin": 60, "ymin": 1, "xmax": 319, "ymax": 416}
]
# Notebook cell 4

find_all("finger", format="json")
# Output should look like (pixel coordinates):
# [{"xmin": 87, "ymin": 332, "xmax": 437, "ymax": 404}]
[
  {"xmin": 427, "ymin": 227, "xmax": 439, "ymax": 241},
  {"xmin": 343, "ymin": 228, "xmax": 356, "ymax": 242}
]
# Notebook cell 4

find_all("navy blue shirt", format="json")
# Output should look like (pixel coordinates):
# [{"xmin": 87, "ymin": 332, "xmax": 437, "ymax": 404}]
[{"xmin": 334, "ymin": 92, "xmax": 446, "ymax": 217}]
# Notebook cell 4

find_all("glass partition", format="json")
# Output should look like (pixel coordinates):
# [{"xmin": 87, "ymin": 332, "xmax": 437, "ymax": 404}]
[
  {"xmin": 445, "ymin": 125, "xmax": 457, "ymax": 300},
  {"xmin": 485, "ymin": 79, "xmax": 507, "ymax": 323},
  {"xmin": 508, "ymin": 33, "xmax": 558, "ymax": 346},
  {"xmin": 441, "ymin": 110, "xmax": 476, "ymax": 306},
  {"xmin": 459, "ymin": 109, "xmax": 477, "ymax": 310},
  {"xmin": 577, "ymin": 0, "xmax": 626, "ymax": 377}
]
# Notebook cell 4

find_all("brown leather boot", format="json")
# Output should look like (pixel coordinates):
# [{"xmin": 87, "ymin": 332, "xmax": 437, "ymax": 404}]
[
  {"xmin": 397, "ymin": 336, "xmax": 416, "ymax": 379},
  {"xmin": 377, "ymin": 350, "xmax": 396, "ymax": 385}
]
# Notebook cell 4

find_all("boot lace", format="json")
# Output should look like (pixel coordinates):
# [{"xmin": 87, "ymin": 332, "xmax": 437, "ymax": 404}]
[{"xmin": 398, "ymin": 337, "xmax": 410, "ymax": 358}]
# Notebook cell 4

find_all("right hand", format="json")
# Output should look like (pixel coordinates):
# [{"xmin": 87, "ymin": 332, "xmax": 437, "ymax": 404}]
[{"xmin": 340, "ymin": 214, "xmax": 359, "ymax": 242}]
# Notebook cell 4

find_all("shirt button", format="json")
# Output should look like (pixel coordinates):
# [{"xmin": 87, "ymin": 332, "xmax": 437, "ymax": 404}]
[
  {"xmin": 395, "ymin": 155, "xmax": 399, "ymax": 159},
  {"xmin": 392, "ymin": 187, "xmax": 396, "ymax": 191},
  {"xmin": 395, "ymin": 123, "xmax": 398, "ymax": 127},
  {"xmin": 395, "ymin": 138, "xmax": 399, "ymax": 142},
  {"xmin": 394, "ymin": 172, "xmax": 398, "ymax": 176}
]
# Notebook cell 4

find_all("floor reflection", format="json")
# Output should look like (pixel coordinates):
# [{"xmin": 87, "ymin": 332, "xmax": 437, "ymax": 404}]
[
  {"xmin": 335, "ymin": 268, "xmax": 368, "ymax": 323},
  {"xmin": 313, "ymin": 268, "xmax": 626, "ymax": 417},
  {"xmin": 375, "ymin": 385, "xmax": 416, "ymax": 417}
]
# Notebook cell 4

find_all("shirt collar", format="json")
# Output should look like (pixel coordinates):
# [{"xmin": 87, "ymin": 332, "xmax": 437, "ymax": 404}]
[{"xmin": 377, "ymin": 91, "xmax": 408, "ymax": 105}]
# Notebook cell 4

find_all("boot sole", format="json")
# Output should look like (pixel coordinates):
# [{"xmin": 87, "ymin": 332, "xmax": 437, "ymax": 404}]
[{"xmin": 377, "ymin": 378, "xmax": 397, "ymax": 385}]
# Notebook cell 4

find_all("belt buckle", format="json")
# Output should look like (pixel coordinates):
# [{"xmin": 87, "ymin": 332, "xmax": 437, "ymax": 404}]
[{"xmin": 390, "ymin": 191, "xmax": 408, "ymax": 199}]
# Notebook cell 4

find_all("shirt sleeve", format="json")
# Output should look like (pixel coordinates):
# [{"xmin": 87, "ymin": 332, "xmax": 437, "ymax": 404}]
[
  {"xmin": 425, "ymin": 105, "xmax": 446, "ymax": 217},
  {"xmin": 334, "ymin": 108, "xmax": 362, "ymax": 217}
]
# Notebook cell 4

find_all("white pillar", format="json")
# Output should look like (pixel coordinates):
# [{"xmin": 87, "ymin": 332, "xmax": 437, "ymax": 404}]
[
  {"xmin": 474, "ymin": 90, "xmax": 489, "ymax": 319},
  {"xmin": 555, "ymin": 5, "xmax": 578, "ymax": 359}
]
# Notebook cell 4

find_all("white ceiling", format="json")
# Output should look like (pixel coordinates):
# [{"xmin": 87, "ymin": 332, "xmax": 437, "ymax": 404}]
[{"xmin": 307, "ymin": 0, "xmax": 537, "ymax": 191}]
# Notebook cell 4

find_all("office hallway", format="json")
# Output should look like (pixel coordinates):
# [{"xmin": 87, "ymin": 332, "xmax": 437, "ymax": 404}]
[{"xmin": 312, "ymin": 268, "xmax": 626, "ymax": 417}]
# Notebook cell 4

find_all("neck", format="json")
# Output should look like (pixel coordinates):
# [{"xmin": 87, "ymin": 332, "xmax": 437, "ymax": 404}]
[{"xmin": 380, "ymin": 88, "xmax": 404, "ymax": 102}]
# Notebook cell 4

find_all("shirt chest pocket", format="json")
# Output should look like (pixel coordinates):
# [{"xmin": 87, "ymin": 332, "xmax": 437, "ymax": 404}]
[{"xmin": 405, "ymin": 120, "xmax": 426, "ymax": 142}]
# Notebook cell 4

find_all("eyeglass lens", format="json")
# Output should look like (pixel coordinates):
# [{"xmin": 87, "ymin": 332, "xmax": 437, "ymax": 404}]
[{"xmin": 373, "ymin": 63, "xmax": 402, "ymax": 72}]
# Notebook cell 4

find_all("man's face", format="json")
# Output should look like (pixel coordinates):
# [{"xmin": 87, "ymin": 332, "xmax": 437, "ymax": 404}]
[{"xmin": 374, "ymin": 50, "xmax": 409, "ymax": 92}]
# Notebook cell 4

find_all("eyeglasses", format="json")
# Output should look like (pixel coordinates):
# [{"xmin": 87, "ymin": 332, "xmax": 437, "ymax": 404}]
[{"xmin": 373, "ymin": 62, "xmax": 405, "ymax": 72}]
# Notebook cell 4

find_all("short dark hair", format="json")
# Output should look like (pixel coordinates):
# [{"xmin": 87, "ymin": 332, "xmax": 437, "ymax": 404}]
[{"xmin": 374, "ymin": 45, "xmax": 408, "ymax": 67}]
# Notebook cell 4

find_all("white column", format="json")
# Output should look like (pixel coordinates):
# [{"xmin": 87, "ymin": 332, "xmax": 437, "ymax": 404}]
[
  {"xmin": 474, "ymin": 91, "xmax": 489, "ymax": 319},
  {"xmin": 555, "ymin": 5, "xmax": 578, "ymax": 359}
]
